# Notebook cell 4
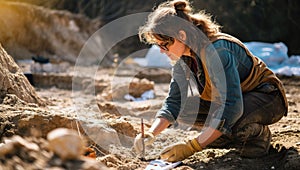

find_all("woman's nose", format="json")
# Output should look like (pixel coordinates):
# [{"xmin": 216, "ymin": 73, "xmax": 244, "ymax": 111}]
[{"xmin": 160, "ymin": 48, "xmax": 167, "ymax": 54}]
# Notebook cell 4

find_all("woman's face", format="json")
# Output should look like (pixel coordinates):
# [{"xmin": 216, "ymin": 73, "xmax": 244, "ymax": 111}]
[{"xmin": 156, "ymin": 38, "xmax": 190, "ymax": 61}]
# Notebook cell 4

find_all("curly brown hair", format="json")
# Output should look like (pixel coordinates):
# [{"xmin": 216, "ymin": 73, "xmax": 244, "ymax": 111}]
[{"xmin": 139, "ymin": 0, "xmax": 221, "ymax": 55}]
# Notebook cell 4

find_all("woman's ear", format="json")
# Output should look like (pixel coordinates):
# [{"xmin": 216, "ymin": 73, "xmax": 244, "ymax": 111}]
[{"xmin": 178, "ymin": 30, "xmax": 187, "ymax": 41}]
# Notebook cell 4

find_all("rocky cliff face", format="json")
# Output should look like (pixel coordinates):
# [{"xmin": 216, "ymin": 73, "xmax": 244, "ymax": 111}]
[
  {"xmin": 0, "ymin": 43, "xmax": 45, "ymax": 106},
  {"xmin": 0, "ymin": 1, "xmax": 100, "ymax": 64}
]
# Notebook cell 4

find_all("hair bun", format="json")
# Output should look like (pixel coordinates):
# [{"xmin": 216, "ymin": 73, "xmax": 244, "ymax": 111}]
[{"xmin": 172, "ymin": 0, "xmax": 191, "ymax": 12}]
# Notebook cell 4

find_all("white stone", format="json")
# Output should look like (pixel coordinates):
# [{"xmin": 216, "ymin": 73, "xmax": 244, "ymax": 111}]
[
  {"xmin": 47, "ymin": 128, "xmax": 86, "ymax": 160},
  {"xmin": 84, "ymin": 124, "xmax": 121, "ymax": 151}
]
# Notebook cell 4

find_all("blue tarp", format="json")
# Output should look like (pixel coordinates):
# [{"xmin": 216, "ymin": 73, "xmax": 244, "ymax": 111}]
[
  {"xmin": 134, "ymin": 42, "xmax": 300, "ymax": 76},
  {"xmin": 245, "ymin": 42, "xmax": 300, "ymax": 76}
]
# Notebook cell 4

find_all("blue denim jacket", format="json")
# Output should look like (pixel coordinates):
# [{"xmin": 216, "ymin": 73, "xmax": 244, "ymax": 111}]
[{"xmin": 156, "ymin": 39, "xmax": 253, "ymax": 135}]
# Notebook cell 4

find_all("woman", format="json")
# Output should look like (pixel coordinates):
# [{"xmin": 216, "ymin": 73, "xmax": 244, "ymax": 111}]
[{"xmin": 134, "ymin": 0, "xmax": 287, "ymax": 162}]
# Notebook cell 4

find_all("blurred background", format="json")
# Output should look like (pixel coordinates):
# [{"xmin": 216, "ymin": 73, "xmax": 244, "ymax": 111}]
[{"xmin": 1, "ymin": 0, "xmax": 299, "ymax": 65}]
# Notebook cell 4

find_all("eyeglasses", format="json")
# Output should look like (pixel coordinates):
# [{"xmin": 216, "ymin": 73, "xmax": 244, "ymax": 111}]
[
  {"xmin": 157, "ymin": 42, "xmax": 170, "ymax": 51},
  {"xmin": 155, "ymin": 38, "xmax": 174, "ymax": 51}
]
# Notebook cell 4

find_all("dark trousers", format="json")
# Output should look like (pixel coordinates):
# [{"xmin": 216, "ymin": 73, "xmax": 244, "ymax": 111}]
[
  {"xmin": 178, "ymin": 84, "xmax": 286, "ymax": 140},
  {"xmin": 232, "ymin": 90, "xmax": 286, "ymax": 135}
]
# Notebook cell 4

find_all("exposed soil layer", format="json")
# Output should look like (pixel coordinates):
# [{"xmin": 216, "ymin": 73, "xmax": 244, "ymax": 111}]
[{"xmin": 0, "ymin": 71, "xmax": 299, "ymax": 170}]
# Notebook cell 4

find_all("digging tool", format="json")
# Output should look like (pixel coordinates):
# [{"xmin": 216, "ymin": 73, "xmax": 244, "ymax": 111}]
[{"xmin": 141, "ymin": 118, "xmax": 145, "ymax": 160}]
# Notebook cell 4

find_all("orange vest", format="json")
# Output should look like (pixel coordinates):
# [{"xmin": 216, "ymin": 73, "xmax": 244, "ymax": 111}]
[{"xmin": 199, "ymin": 33, "xmax": 288, "ymax": 115}]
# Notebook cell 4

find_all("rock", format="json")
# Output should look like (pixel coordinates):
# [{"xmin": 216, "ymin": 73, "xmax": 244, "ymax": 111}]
[
  {"xmin": 0, "ymin": 135, "xmax": 39, "ymax": 157},
  {"xmin": 47, "ymin": 128, "xmax": 86, "ymax": 160},
  {"xmin": 102, "ymin": 77, "xmax": 154, "ymax": 101},
  {"xmin": 0, "ymin": 43, "xmax": 45, "ymax": 106},
  {"xmin": 128, "ymin": 78, "xmax": 154, "ymax": 97},
  {"xmin": 107, "ymin": 118, "xmax": 138, "ymax": 147},
  {"xmin": 83, "ymin": 124, "xmax": 121, "ymax": 152}
]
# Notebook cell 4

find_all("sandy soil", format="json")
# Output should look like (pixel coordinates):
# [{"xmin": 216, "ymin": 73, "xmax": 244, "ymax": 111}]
[
  {"xmin": 35, "ymin": 71, "xmax": 300, "ymax": 170},
  {"xmin": 1, "ymin": 67, "xmax": 299, "ymax": 170}
]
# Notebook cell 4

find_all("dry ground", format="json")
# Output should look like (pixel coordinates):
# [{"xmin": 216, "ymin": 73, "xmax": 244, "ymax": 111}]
[
  {"xmin": 1, "ymin": 68, "xmax": 299, "ymax": 170},
  {"xmin": 36, "ymin": 72, "xmax": 300, "ymax": 170}
]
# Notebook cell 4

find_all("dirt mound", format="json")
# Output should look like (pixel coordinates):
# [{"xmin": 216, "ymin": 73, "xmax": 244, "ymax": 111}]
[
  {"xmin": 0, "ymin": 1, "xmax": 99, "ymax": 64},
  {"xmin": 0, "ymin": 43, "xmax": 45, "ymax": 106}
]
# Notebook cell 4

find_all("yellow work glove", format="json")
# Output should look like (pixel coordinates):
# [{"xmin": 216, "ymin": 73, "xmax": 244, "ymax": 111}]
[
  {"xmin": 160, "ymin": 138, "xmax": 202, "ymax": 162},
  {"xmin": 133, "ymin": 131, "xmax": 156, "ymax": 154}
]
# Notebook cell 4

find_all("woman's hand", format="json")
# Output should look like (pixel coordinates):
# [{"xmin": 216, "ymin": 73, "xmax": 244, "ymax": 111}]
[
  {"xmin": 133, "ymin": 131, "xmax": 156, "ymax": 153},
  {"xmin": 160, "ymin": 138, "xmax": 202, "ymax": 162}
]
